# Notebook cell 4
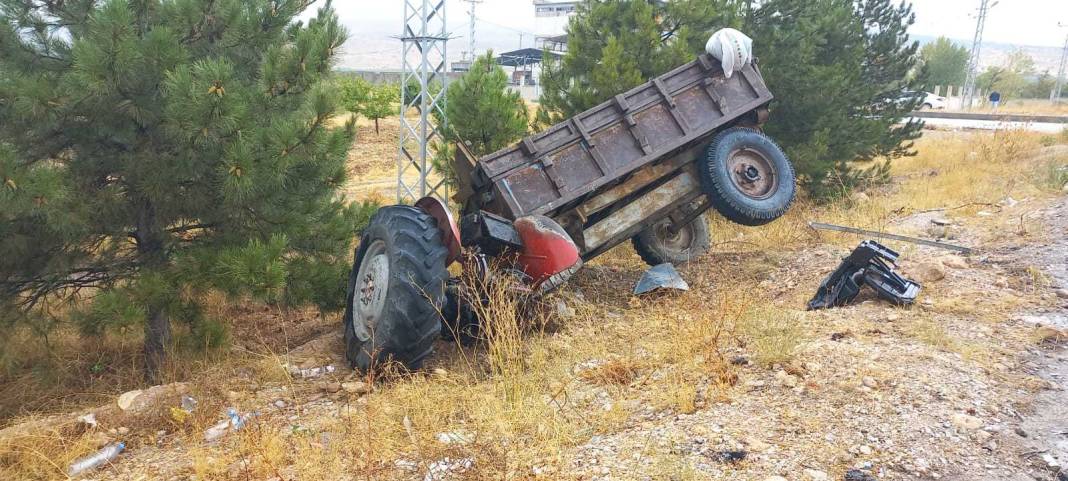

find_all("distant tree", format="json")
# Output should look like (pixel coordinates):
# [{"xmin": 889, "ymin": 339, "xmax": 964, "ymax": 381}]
[
  {"xmin": 0, "ymin": 1, "xmax": 357, "ymax": 380},
  {"xmin": 338, "ymin": 77, "xmax": 373, "ymax": 117},
  {"xmin": 920, "ymin": 37, "xmax": 969, "ymax": 88},
  {"xmin": 403, "ymin": 77, "xmax": 443, "ymax": 113},
  {"xmin": 1025, "ymin": 71, "xmax": 1057, "ymax": 99},
  {"xmin": 364, "ymin": 84, "xmax": 399, "ymax": 134},
  {"xmin": 336, "ymin": 78, "xmax": 396, "ymax": 134},
  {"xmin": 976, "ymin": 49, "xmax": 1036, "ymax": 99}
]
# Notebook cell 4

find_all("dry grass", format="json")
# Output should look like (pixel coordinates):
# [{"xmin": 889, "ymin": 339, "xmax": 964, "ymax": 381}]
[
  {"xmin": 736, "ymin": 305, "xmax": 806, "ymax": 368},
  {"xmin": 578, "ymin": 358, "xmax": 642, "ymax": 386},
  {"xmin": 710, "ymin": 129, "xmax": 1061, "ymax": 252},
  {"xmin": 943, "ymin": 98, "xmax": 1068, "ymax": 116}
]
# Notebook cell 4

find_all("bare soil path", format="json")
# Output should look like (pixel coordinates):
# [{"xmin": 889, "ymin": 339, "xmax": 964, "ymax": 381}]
[{"xmin": 996, "ymin": 195, "xmax": 1068, "ymax": 481}]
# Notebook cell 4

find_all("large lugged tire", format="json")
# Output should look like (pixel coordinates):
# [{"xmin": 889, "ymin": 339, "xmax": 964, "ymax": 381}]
[
  {"xmin": 700, "ymin": 128, "xmax": 796, "ymax": 226},
  {"xmin": 344, "ymin": 205, "xmax": 448, "ymax": 372},
  {"xmin": 631, "ymin": 215, "xmax": 711, "ymax": 266}
]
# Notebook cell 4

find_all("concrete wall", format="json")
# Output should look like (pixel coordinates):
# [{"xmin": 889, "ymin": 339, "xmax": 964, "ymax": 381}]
[
  {"xmin": 339, "ymin": 70, "xmax": 464, "ymax": 85},
  {"xmin": 508, "ymin": 85, "xmax": 542, "ymax": 103}
]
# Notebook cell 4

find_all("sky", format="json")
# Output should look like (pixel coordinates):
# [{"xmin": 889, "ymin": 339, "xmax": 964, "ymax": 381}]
[{"xmin": 311, "ymin": 0, "xmax": 1068, "ymax": 68}]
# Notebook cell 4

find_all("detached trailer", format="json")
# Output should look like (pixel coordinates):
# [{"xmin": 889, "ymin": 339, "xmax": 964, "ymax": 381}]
[{"xmin": 343, "ymin": 53, "xmax": 797, "ymax": 371}]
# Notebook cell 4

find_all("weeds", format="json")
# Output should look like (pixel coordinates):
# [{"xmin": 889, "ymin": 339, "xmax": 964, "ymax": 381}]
[
  {"xmin": 736, "ymin": 305, "xmax": 805, "ymax": 368},
  {"xmin": 1043, "ymin": 159, "xmax": 1068, "ymax": 191}
]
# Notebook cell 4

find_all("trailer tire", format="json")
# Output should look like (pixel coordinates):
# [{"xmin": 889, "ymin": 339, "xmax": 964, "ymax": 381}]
[
  {"xmin": 700, "ymin": 128, "xmax": 795, "ymax": 226},
  {"xmin": 344, "ymin": 205, "xmax": 448, "ymax": 373},
  {"xmin": 632, "ymin": 215, "xmax": 711, "ymax": 266}
]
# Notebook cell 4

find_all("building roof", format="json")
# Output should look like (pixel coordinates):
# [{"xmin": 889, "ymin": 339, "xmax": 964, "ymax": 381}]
[{"xmin": 496, "ymin": 48, "xmax": 561, "ymax": 67}]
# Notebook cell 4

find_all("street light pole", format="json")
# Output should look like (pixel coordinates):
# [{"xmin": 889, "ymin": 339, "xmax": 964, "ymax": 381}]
[
  {"xmin": 1052, "ymin": 23, "xmax": 1068, "ymax": 103},
  {"xmin": 962, "ymin": 0, "xmax": 996, "ymax": 111}
]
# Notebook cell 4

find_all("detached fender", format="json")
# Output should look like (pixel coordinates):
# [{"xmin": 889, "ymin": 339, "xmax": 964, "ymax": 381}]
[{"xmin": 513, "ymin": 215, "xmax": 582, "ymax": 293}]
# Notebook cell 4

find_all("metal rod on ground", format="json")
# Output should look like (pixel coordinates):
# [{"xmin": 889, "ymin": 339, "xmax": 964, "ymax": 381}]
[{"xmin": 809, "ymin": 222, "xmax": 973, "ymax": 254}]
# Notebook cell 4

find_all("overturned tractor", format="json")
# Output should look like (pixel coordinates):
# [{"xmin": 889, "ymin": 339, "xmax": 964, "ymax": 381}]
[{"xmin": 344, "ymin": 40, "xmax": 797, "ymax": 372}]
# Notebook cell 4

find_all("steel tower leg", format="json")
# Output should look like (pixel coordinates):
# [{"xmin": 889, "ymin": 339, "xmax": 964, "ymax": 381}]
[{"xmin": 399, "ymin": 0, "xmax": 449, "ymax": 204}]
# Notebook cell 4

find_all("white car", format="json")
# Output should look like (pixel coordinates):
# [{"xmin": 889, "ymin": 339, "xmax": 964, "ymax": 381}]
[
  {"xmin": 919, "ymin": 92, "xmax": 947, "ymax": 110},
  {"xmin": 901, "ymin": 91, "xmax": 947, "ymax": 110}
]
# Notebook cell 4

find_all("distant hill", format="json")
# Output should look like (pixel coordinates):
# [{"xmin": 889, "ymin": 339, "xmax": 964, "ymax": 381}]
[
  {"xmin": 336, "ymin": 30, "xmax": 1064, "ymax": 74},
  {"xmin": 338, "ymin": 24, "xmax": 530, "ymax": 71},
  {"xmin": 912, "ymin": 34, "xmax": 1064, "ymax": 74}
]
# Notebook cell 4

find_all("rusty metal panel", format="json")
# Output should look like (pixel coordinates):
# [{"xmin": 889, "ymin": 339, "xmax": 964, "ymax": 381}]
[
  {"xmin": 551, "ymin": 143, "xmax": 601, "ymax": 190},
  {"xmin": 634, "ymin": 104, "xmax": 685, "ymax": 151},
  {"xmin": 501, "ymin": 165, "xmax": 558, "ymax": 212},
  {"xmin": 474, "ymin": 54, "xmax": 774, "ymax": 219},
  {"xmin": 594, "ymin": 123, "xmax": 644, "ymax": 172}
]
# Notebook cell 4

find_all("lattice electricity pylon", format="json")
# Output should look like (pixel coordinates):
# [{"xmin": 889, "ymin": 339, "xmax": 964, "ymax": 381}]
[
  {"xmin": 398, "ymin": 0, "xmax": 450, "ymax": 204},
  {"xmin": 961, "ymin": 0, "xmax": 993, "ymax": 111}
]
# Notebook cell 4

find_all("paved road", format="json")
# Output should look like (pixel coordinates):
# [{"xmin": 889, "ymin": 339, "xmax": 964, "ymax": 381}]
[{"xmin": 909, "ymin": 116, "xmax": 1067, "ymax": 133}]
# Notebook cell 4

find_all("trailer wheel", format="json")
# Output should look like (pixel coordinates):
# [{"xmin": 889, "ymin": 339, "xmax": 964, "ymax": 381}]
[
  {"xmin": 700, "ymin": 128, "xmax": 796, "ymax": 226},
  {"xmin": 631, "ymin": 215, "xmax": 711, "ymax": 266},
  {"xmin": 344, "ymin": 205, "xmax": 448, "ymax": 372}
]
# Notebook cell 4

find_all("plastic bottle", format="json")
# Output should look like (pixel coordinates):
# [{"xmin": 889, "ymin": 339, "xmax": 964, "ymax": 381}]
[
  {"xmin": 68, "ymin": 442, "xmax": 125, "ymax": 477},
  {"xmin": 294, "ymin": 364, "xmax": 336, "ymax": 379},
  {"xmin": 203, "ymin": 408, "xmax": 239, "ymax": 442},
  {"xmin": 203, "ymin": 408, "xmax": 257, "ymax": 442}
]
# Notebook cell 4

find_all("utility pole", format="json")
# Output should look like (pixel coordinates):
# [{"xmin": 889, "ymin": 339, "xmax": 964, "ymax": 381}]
[
  {"xmin": 463, "ymin": 0, "xmax": 482, "ymax": 62},
  {"xmin": 398, "ymin": 0, "xmax": 449, "ymax": 204},
  {"xmin": 1052, "ymin": 23, "xmax": 1068, "ymax": 103},
  {"xmin": 961, "ymin": 0, "xmax": 997, "ymax": 111}
]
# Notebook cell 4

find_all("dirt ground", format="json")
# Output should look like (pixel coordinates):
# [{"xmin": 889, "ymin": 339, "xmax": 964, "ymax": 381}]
[{"xmin": 2, "ymin": 127, "xmax": 1068, "ymax": 481}]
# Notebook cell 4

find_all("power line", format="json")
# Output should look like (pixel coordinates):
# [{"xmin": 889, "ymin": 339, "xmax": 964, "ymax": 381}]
[{"xmin": 473, "ymin": 15, "xmax": 537, "ymax": 37}]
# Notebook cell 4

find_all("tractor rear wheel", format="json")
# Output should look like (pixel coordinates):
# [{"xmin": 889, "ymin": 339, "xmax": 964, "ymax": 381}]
[{"xmin": 344, "ymin": 205, "xmax": 449, "ymax": 372}]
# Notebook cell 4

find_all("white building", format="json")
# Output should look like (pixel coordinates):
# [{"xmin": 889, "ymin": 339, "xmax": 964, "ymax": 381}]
[{"xmin": 533, "ymin": 0, "xmax": 579, "ymax": 53}]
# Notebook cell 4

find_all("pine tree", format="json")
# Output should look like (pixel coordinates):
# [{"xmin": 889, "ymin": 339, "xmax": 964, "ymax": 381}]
[
  {"xmin": 0, "ymin": 0, "xmax": 357, "ymax": 380},
  {"xmin": 443, "ymin": 52, "xmax": 529, "ymax": 156},
  {"xmin": 431, "ymin": 52, "xmax": 528, "ymax": 189},
  {"xmin": 747, "ymin": 0, "xmax": 923, "ymax": 197}
]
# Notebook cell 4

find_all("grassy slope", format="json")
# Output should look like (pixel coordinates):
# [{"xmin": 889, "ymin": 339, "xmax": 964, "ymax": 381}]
[{"xmin": 1, "ymin": 122, "xmax": 1067, "ymax": 480}]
